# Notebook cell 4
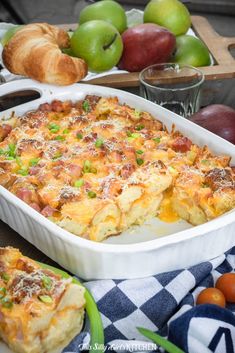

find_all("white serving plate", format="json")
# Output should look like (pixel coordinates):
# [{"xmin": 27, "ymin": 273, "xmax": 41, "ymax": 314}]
[{"xmin": 0, "ymin": 79, "xmax": 235, "ymax": 280}]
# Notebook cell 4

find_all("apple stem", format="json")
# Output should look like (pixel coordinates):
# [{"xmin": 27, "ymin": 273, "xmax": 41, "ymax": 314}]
[{"xmin": 103, "ymin": 33, "xmax": 117, "ymax": 50}]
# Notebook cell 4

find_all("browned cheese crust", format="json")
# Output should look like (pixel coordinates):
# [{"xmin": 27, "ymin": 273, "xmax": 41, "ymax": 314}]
[{"xmin": 0, "ymin": 96, "xmax": 234, "ymax": 241}]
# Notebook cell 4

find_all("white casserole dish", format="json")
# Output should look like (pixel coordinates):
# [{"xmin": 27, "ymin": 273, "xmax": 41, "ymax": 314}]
[{"xmin": 0, "ymin": 79, "xmax": 235, "ymax": 280}]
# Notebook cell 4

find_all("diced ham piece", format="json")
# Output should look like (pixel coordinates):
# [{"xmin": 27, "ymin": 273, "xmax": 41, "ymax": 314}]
[
  {"xmin": 120, "ymin": 163, "xmax": 136, "ymax": 179},
  {"xmin": 29, "ymin": 203, "xmax": 41, "ymax": 212},
  {"xmin": 67, "ymin": 164, "xmax": 82, "ymax": 179},
  {"xmin": 16, "ymin": 258, "xmax": 35, "ymax": 272},
  {"xmin": 0, "ymin": 124, "xmax": 12, "ymax": 141},
  {"xmin": 15, "ymin": 188, "xmax": 33, "ymax": 204},
  {"xmin": 51, "ymin": 100, "xmax": 64, "ymax": 112},
  {"xmin": 84, "ymin": 132, "xmax": 97, "ymax": 142},
  {"xmin": 103, "ymin": 179, "xmax": 122, "ymax": 198},
  {"xmin": 84, "ymin": 95, "xmax": 101, "ymax": 109},
  {"xmin": 29, "ymin": 166, "xmax": 41, "ymax": 175},
  {"xmin": 84, "ymin": 181, "xmax": 91, "ymax": 190},
  {"xmin": 39, "ymin": 103, "xmax": 51, "ymax": 111},
  {"xmin": 123, "ymin": 147, "xmax": 136, "ymax": 161},
  {"xmin": 41, "ymin": 205, "xmax": 56, "ymax": 217},
  {"xmin": 172, "ymin": 137, "xmax": 192, "ymax": 153}
]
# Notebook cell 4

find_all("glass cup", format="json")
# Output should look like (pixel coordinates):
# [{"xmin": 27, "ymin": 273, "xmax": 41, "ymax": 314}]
[{"xmin": 139, "ymin": 63, "xmax": 204, "ymax": 118}]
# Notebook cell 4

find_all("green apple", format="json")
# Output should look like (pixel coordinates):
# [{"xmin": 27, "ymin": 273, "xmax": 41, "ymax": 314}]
[
  {"xmin": 172, "ymin": 35, "xmax": 211, "ymax": 67},
  {"xmin": 144, "ymin": 0, "xmax": 191, "ymax": 36},
  {"xmin": 1, "ymin": 25, "xmax": 23, "ymax": 46},
  {"xmin": 79, "ymin": 0, "xmax": 127, "ymax": 34},
  {"xmin": 71, "ymin": 20, "xmax": 123, "ymax": 72}
]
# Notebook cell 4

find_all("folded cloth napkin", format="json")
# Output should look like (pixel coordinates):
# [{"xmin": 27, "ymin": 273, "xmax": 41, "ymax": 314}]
[{"xmin": 63, "ymin": 247, "xmax": 235, "ymax": 353}]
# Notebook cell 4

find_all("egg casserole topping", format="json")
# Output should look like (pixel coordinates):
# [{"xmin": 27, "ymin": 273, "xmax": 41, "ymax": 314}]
[{"xmin": 0, "ymin": 96, "xmax": 234, "ymax": 241}]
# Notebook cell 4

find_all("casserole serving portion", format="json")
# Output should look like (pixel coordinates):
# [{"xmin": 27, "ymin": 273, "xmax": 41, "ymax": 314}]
[
  {"xmin": 0, "ymin": 79, "xmax": 235, "ymax": 279},
  {"xmin": 0, "ymin": 247, "xmax": 85, "ymax": 353}
]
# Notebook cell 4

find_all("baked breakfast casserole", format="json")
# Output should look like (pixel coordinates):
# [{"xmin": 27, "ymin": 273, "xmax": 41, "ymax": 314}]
[
  {"xmin": 0, "ymin": 247, "xmax": 85, "ymax": 353},
  {"xmin": 0, "ymin": 95, "xmax": 234, "ymax": 241}
]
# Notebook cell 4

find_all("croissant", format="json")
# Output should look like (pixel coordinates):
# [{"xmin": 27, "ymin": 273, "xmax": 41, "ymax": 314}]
[{"xmin": 2, "ymin": 23, "xmax": 88, "ymax": 85}]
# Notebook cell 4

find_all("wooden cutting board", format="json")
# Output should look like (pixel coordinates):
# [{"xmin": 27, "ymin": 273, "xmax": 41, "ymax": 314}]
[{"xmin": 60, "ymin": 16, "xmax": 235, "ymax": 88}]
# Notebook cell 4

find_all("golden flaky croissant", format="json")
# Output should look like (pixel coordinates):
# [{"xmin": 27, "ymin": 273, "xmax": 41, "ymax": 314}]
[{"xmin": 2, "ymin": 23, "xmax": 88, "ymax": 85}]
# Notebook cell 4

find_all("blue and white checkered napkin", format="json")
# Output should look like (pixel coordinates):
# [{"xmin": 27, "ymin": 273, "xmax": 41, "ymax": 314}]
[{"xmin": 63, "ymin": 247, "xmax": 235, "ymax": 353}]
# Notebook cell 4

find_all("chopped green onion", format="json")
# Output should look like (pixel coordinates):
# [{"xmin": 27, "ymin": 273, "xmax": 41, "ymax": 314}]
[
  {"xmin": 131, "ymin": 133, "xmax": 140, "ymax": 138},
  {"xmin": 82, "ymin": 100, "xmax": 90, "ymax": 112},
  {"xmin": 90, "ymin": 166, "xmax": 97, "ymax": 174},
  {"xmin": 54, "ymin": 135, "xmax": 65, "ymax": 141},
  {"xmin": 138, "ymin": 327, "xmax": 184, "ymax": 353},
  {"xmin": 95, "ymin": 138, "xmax": 104, "ymax": 148},
  {"xmin": 201, "ymin": 159, "xmax": 209, "ymax": 165},
  {"xmin": 0, "ymin": 148, "xmax": 4, "ymax": 155},
  {"xmin": 15, "ymin": 156, "xmax": 22, "ymax": 166},
  {"xmin": 168, "ymin": 166, "xmax": 176, "ymax": 173},
  {"xmin": 1, "ymin": 273, "xmax": 10, "ymax": 282},
  {"xmin": 0, "ymin": 287, "xmax": 6, "ymax": 299},
  {"xmin": 38, "ymin": 295, "xmax": 53, "ymax": 304},
  {"xmin": 51, "ymin": 128, "xmax": 60, "ymax": 133},
  {"xmin": 52, "ymin": 151, "xmax": 62, "ymax": 160},
  {"xmin": 83, "ymin": 160, "xmax": 91, "ymax": 173},
  {"xmin": 135, "ymin": 124, "xmax": 144, "ymax": 131},
  {"xmin": 76, "ymin": 133, "xmax": 83, "ymax": 140},
  {"xmin": 62, "ymin": 128, "xmax": 69, "ymax": 134},
  {"xmin": 87, "ymin": 190, "xmax": 96, "ymax": 198},
  {"xmin": 29, "ymin": 158, "xmax": 40, "ymax": 167},
  {"xmin": 42, "ymin": 275, "xmax": 52, "ymax": 291},
  {"xmin": 48, "ymin": 123, "xmax": 60, "ymax": 133},
  {"xmin": 48, "ymin": 123, "xmax": 59, "ymax": 129},
  {"xmin": 136, "ymin": 158, "xmax": 144, "ymax": 166},
  {"xmin": 17, "ymin": 167, "xmax": 28, "ymax": 176},
  {"xmin": 136, "ymin": 150, "xmax": 144, "ymax": 155},
  {"xmin": 134, "ymin": 109, "xmax": 141, "ymax": 118},
  {"xmin": 6, "ymin": 156, "xmax": 15, "ymax": 160},
  {"xmin": 126, "ymin": 131, "xmax": 140, "ymax": 139},
  {"xmin": 7, "ymin": 143, "xmax": 16, "ymax": 158},
  {"xmin": 74, "ymin": 179, "xmax": 84, "ymax": 188},
  {"xmin": 1, "ymin": 297, "xmax": 13, "ymax": 309},
  {"xmin": 153, "ymin": 137, "xmax": 161, "ymax": 143},
  {"xmin": 84, "ymin": 288, "xmax": 104, "ymax": 353}
]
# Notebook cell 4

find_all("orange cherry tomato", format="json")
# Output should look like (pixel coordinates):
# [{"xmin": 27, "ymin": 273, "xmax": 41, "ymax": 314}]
[
  {"xmin": 216, "ymin": 273, "xmax": 235, "ymax": 303},
  {"xmin": 196, "ymin": 287, "xmax": 226, "ymax": 307}
]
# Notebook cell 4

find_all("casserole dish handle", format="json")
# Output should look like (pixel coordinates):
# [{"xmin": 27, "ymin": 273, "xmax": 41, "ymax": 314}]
[
  {"xmin": 0, "ymin": 79, "xmax": 79, "ymax": 115},
  {"xmin": 0, "ymin": 79, "xmax": 76, "ymax": 98}
]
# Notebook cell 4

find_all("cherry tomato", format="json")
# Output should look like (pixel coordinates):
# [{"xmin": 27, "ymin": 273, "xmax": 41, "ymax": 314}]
[
  {"xmin": 196, "ymin": 287, "xmax": 226, "ymax": 307},
  {"xmin": 216, "ymin": 273, "xmax": 235, "ymax": 303}
]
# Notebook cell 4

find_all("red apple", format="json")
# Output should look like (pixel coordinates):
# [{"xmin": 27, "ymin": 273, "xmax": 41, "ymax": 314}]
[
  {"xmin": 190, "ymin": 104, "xmax": 235, "ymax": 144},
  {"xmin": 118, "ymin": 23, "xmax": 176, "ymax": 72}
]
